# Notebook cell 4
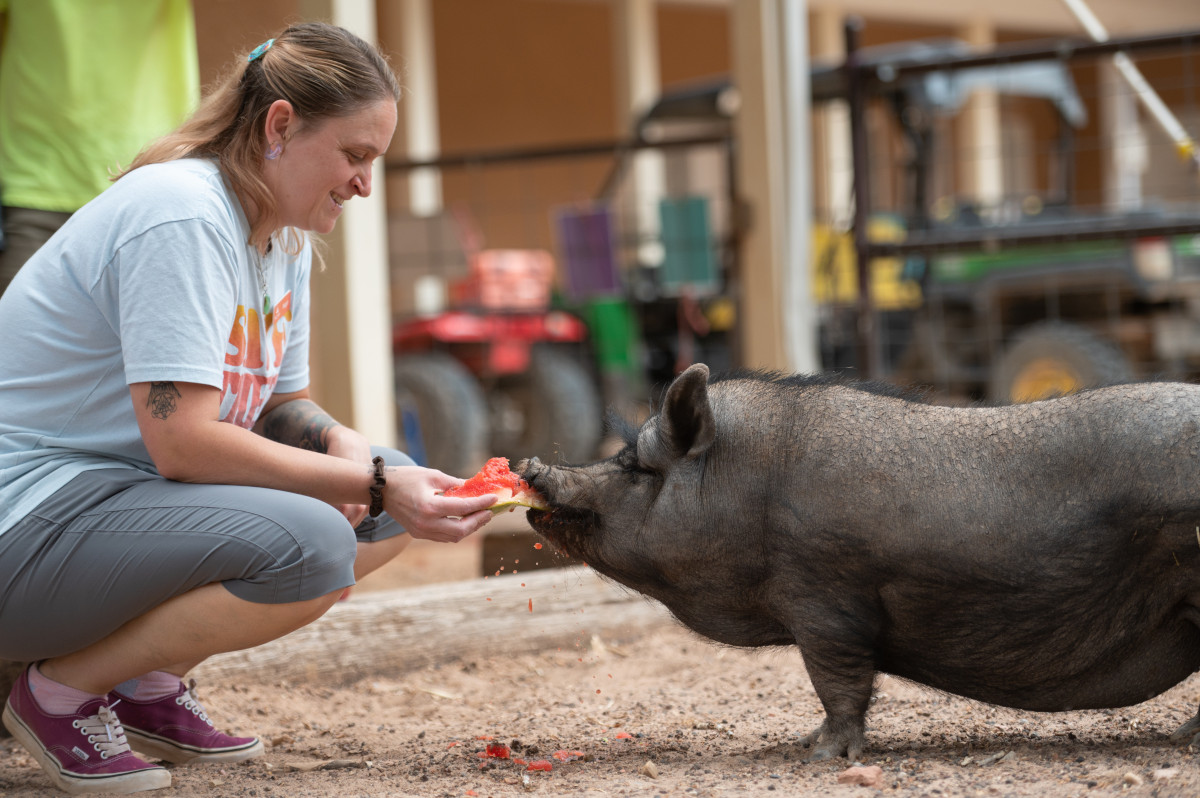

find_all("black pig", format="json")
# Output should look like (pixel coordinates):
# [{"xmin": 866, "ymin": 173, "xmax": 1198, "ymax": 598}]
[{"xmin": 520, "ymin": 363, "xmax": 1200, "ymax": 761}]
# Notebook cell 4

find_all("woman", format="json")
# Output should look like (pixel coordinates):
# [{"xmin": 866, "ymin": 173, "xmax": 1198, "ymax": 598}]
[{"xmin": 0, "ymin": 22, "xmax": 497, "ymax": 795}]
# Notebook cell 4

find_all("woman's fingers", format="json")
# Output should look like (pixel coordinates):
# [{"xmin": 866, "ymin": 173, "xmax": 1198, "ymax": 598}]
[
  {"xmin": 434, "ymin": 493, "xmax": 498, "ymax": 517},
  {"xmin": 406, "ymin": 508, "xmax": 494, "ymax": 542}
]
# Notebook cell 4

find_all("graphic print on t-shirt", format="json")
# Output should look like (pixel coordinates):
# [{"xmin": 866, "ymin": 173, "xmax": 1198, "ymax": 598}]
[{"xmin": 222, "ymin": 292, "xmax": 293, "ymax": 428}]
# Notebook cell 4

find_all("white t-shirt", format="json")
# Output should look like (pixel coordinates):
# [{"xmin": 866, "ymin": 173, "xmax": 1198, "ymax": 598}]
[{"xmin": 0, "ymin": 158, "xmax": 312, "ymax": 535}]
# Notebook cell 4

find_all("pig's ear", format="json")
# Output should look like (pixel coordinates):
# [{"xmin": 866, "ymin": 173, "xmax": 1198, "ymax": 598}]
[{"xmin": 642, "ymin": 363, "xmax": 715, "ymax": 470}]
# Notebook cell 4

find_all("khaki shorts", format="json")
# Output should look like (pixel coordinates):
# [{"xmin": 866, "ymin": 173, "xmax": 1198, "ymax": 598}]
[
  {"xmin": 0, "ymin": 447, "xmax": 411, "ymax": 661},
  {"xmin": 0, "ymin": 205, "xmax": 72, "ymax": 297}
]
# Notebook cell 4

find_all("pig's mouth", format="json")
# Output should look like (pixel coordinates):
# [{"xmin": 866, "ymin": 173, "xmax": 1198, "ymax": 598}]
[
  {"xmin": 525, "ymin": 505, "xmax": 594, "ymax": 532},
  {"xmin": 524, "ymin": 505, "xmax": 599, "ymax": 555},
  {"xmin": 518, "ymin": 458, "xmax": 599, "ymax": 548}
]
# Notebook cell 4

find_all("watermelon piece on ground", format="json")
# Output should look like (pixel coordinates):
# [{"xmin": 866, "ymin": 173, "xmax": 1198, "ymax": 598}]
[{"xmin": 444, "ymin": 457, "xmax": 549, "ymax": 512}]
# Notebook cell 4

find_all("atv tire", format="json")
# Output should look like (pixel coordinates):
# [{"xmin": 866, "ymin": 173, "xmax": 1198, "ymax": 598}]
[
  {"xmin": 488, "ymin": 347, "xmax": 602, "ymax": 465},
  {"xmin": 988, "ymin": 321, "xmax": 1134, "ymax": 404},
  {"xmin": 394, "ymin": 353, "xmax": 489, "ymax": 476}
]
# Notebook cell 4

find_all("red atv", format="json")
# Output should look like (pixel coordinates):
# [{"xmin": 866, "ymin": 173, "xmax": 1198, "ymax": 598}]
[{"xmin": 392, "ymin": 247, "xmax": 602, "ymax": 477}]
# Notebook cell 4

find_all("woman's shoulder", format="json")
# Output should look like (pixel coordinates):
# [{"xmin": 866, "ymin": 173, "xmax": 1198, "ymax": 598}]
[
  {"xmin": 114, "ymin": 159, "xmax": 229, "ymax": 205},
  {"xmin": 101, "ymin": 159, "xmax": 247, "ymax": 239}
]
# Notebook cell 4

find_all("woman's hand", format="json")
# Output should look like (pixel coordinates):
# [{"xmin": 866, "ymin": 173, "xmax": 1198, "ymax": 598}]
[
  {"xmin": 325, "ymin": 424, "xmax": 374, "ymax": 526},
  {"xmin": 383, "ymin": 466, "xmax": 496, "ymax": 542}
]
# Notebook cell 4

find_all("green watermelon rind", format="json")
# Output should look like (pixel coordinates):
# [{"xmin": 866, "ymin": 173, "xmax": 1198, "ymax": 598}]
[{"xmin": 488, "ymin": 489, "xmax": 550, "ymax": 513}]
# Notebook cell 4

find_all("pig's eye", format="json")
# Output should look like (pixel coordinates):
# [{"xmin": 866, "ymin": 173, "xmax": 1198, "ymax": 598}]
[
  {"xmin": 632, "ymin": 450, "xmax": 664, "ymax": 476},
  {"xmin": 617, "ymin": 445, "xmax": 655, "ymax": 476}
]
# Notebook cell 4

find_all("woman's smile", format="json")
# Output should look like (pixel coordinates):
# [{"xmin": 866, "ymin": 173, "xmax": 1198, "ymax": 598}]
[{"xmin": 263, "ymin": 98, "xmax": 397, "ymax": 234}]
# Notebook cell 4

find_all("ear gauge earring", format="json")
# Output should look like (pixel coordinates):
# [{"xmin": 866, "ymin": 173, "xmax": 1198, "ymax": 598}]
[{"xmin": 265, "ymin": 141, "xmax": 283, "ymax": 160}]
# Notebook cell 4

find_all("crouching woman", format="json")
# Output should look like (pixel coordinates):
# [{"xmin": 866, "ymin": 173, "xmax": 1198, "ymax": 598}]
[{"xmin": 0, "ymin": 22, "xmax": 496, "ymax": 795}]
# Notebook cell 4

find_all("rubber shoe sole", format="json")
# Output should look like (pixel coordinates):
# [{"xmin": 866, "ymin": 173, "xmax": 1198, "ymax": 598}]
[
  {"xmin": 2, "ymin": 702, "xmax": 171, "ymax": 795},
  {"xmin": 124, "ymin": 725, "xmax": 265, "ymax": 764}
]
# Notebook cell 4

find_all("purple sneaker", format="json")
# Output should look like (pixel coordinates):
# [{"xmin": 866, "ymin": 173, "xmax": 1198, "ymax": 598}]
[
  {"xmin": 112, "ymin": 679, "xmax": 264, "ymax": 764},
  {"xmin": 1, "ymin": 665, "xmax": 170, "ymax": 795}
]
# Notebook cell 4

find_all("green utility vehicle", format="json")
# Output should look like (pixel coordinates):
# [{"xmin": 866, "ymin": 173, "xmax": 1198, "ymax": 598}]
[{"xmin": 825, "ymin": 32, "xmax": 1200, "ymax": 402}]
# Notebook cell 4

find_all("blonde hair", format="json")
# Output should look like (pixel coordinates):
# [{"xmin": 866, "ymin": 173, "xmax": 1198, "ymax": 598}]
[{"xmin": 122, "ymin": 22, "xmax": 401, "ymax": 253}]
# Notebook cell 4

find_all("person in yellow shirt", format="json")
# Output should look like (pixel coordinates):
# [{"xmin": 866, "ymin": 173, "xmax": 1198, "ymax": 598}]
[{"xmin": 0, "ymin": 0, "xmax": 199, "ymax": 295}]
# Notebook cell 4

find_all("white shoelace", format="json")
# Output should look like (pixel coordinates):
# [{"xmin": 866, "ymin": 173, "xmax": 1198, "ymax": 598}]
[
  {"xmin": 72, "ymin": 702, "xmax": 131, "ymax": 760},
  {"xmin": 176, "ymin": 680, "xmax": 214, "ymax": 728}
]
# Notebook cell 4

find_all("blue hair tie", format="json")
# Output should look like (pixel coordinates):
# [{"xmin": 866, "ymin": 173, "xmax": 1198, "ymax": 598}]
[{"xmin": 248, "ymin": 38, "xmax": 275, "ymax": 62}]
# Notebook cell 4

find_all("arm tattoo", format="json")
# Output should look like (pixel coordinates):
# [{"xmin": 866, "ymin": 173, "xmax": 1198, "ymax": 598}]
[
  {"xmin": 147, "ymin": 382, "xmax": 182, "ymax": 420},
  {"xmin": 260, "ymin": 399, "xmax": 339, "ymax": 452}
]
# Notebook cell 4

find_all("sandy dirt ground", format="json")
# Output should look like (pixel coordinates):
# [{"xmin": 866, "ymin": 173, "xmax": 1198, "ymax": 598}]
[{"xmin": 2, "ymin": 515, "xmax": 1200, "ymax": 797}]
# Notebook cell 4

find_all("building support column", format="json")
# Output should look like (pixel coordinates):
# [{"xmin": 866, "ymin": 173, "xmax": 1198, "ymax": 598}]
[
  {"xmin": 730, "ymin": 0, "xmax": 816, "ymax": 373},
  {"xmin": 300, "ymin": 0, "xmax": 396, "ymax": 445},
  {"xmin": 612, "ymin": 0, "xmax": 666, "ymax": 266},
  {"xmin": 1100, "ymin": 59, "xmax": 1145, "ymax": 211},
  {"xmin": 955, "ymin": 19, "xmax": 1003, "ymax": 213},
  {"xmin": 385, "ymin": 0, "xmax": 442, "ymax": 216},
  {"xmin": 811, "ymin": 6, "xmax": 852, "ymax": 227}
]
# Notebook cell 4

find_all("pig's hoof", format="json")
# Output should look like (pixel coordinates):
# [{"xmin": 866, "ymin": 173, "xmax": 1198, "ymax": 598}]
[
  {"xmin": 1169, "ymin": 714, "xmax": 1200, "ymax": 745},
  {"xmin": 797, "ymin": 720, "xmax": 826, "ymax": 748},
  {"xmin": 796, "ymin": 719, "xmax": 863, "ymax": 762},
  {"xmin": 806, "ymin": 742, "xmax": 862, "ymax": 762},
  {"xmin": 807, "ymin": 747, "xmax": 839, "ymax": 762}
]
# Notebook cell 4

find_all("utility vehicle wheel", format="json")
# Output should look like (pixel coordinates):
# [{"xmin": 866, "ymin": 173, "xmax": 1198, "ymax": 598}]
[
  {"xmin": 488, "ymin": 347, "xmax": 602, "ymax": 464},
  {"xmin": 988, "ymin": 322, "xmax": 1134, "ymax": 404},
  {"xmin": 394, "ymin": 353, "xmax": 489, "ymax": 476}
]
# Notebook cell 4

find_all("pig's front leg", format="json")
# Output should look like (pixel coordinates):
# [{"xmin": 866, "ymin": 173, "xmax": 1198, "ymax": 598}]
[{"xmin": 794, "ymin": 637, "xmax": 876, "ymax": 761}]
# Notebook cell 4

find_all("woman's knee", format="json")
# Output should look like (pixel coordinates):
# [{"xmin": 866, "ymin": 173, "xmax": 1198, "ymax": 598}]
[
  {"xmin": 223, "ymin": 495, "xmax": 359, "ymax": 604},
  {"xmin": 371, "ymin": 445, "xmax": 415, "ymax": 468}
]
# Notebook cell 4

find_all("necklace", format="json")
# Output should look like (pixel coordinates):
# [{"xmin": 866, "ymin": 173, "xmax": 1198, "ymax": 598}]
[{"xmin": 254, "ymin": 241, "xmax": 273, "ymax": 317}]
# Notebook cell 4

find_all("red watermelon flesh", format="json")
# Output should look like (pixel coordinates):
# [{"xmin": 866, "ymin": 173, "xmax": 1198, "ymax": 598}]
[{"xmin": 444, "ymin": 457, "xmax": 549, "ymax": 512}]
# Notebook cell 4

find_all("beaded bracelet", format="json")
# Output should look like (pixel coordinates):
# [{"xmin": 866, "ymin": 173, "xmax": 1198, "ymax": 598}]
[{"xmin": 368, "ymin": 455, "xmax": 386, "ymax": 517}]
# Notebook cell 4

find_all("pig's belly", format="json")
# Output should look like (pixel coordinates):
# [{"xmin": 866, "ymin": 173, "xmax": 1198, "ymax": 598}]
[
  {"xmin": 663, "ymin": 601, "xmax": 795, "ymax": 648},
  {"xmin": 879, "ymin": 622, "xmax": 1200, "ymax": 711}
]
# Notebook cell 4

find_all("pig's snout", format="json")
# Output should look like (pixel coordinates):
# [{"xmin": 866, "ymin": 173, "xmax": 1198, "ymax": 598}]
[
  {"xmin": 516, "ymin": 457, "xmax": 545, "ymax": 490},
  {"xmin": 518, "ymin": 457, "xmax": 598, "ymax": 517},
  {"xmin": 519, "ymin": 456, "xmax": 615, "ymax": 518},
  {"xmin": 517, "ymin": 457, "xmax": 556, "ymax": 508}
]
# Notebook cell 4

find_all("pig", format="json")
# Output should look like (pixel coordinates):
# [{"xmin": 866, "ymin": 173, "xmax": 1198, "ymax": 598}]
[{"xmin": 519, "ymin": 363, "xmax": 1200, "ymax": 762}]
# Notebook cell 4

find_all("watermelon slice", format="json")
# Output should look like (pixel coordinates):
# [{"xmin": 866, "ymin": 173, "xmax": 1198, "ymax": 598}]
[{"xmin": 444, "ymin": 457, "xmax": 549, "ymax": 513}]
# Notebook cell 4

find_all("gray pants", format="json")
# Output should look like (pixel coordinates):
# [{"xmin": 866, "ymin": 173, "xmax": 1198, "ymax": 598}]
[
  {"xmin": 0, "ymin": 205, "xmax": 72, "ymax": 297},
  {"xmin": 0, "ymin": 447, "xmax": 412, "ymax": 662}
]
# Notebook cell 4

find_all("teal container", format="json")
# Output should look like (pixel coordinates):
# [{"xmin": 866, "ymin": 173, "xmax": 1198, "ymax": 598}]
[{"xmin": 582, "ymin": 297, "xmax": 638, "ymax": 373}]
